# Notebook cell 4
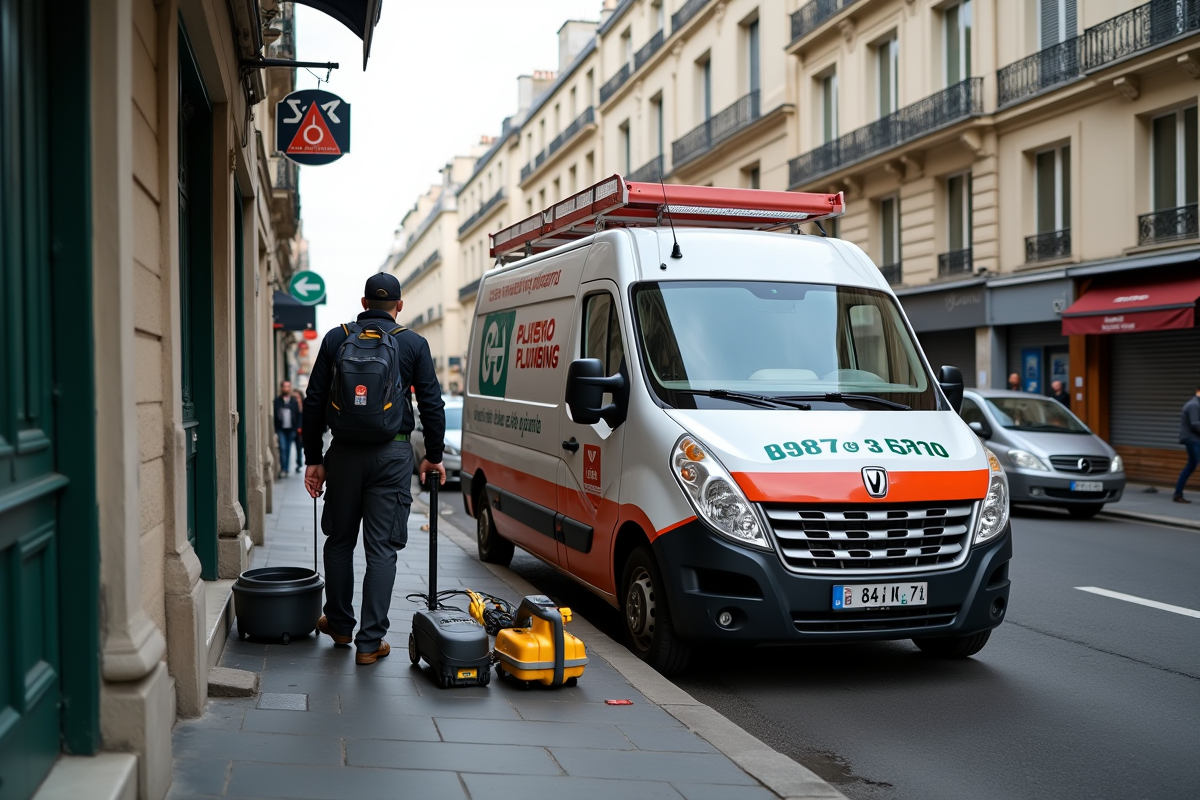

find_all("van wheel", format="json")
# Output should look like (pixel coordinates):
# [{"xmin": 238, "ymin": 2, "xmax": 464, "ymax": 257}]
[
  {"xmin": 477, "ymin": 503, "xmax": 514, "ymax": 566},
  {"xmin": 621, "ymin": 546, "xmax": 690, "ymax": 675},
  {"xmin": 1067, "ymin": 504, "xmax": 1103, "ymax": 519},
  {"xmin": 913, "ymin": 629, "xmax": 991, "ymax": 659}
]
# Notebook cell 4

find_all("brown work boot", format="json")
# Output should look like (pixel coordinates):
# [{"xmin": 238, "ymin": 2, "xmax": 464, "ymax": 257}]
[
  {"xmin": 317, "ymin": 616, "xmax": 352, "ymax": 645},
  {"xmin": 356, "ymin": 641, "xmax": 391, "ymax": 665}
]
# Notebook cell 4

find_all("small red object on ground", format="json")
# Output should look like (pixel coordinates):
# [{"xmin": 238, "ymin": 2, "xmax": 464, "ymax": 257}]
[{"xmin": 605, "ymin": 699, "xmax": 634, "ymax": 705}]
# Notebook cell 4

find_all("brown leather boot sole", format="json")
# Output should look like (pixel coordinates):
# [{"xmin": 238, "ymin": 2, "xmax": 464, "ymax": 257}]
[
  {"xmin": 356, "ymin": 641, "xmax": 391, "ymax": 665},
  {"xmin": 317, "ymin": 616, "xmax": 352, "ymax": 645}
]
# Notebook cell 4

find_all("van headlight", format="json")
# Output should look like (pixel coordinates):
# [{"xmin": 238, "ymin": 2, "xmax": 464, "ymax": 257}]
[
  {"xmin": 671, "ymin": 435, "xmax": 771, "ymax": 550},
  {"xmin": 1110, "ymin": 454, "xmax": 1123, "ymax": 473},
  {"xmin": 975, "ymin": 448, "xmax": 1010, "ymax": 544},
  {"xmin": 1007, "ymin": 449, "xmax": 1049, "ymax": 471}
]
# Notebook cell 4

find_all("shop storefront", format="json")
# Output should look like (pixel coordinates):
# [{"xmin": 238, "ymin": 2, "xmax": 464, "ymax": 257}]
[
  {"xmin": 896, "ymin": 280, "xmax": 987, "ymax": 387},
  {"xmin": 988, "ymin": 275, "xmax": 1073, "ymax": 395}
]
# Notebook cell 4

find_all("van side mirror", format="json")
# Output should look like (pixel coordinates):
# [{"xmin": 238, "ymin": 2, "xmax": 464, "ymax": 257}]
[
  {"xmin": 565, "ymin": 358, "xmax": 627, "ymax": 428},
  {"xmin": 968, "ymin": 420, "xmax": 993, "ymax": 439},
  {"xmin": 938, "ymin": 365, "xmax": 964, "ymax": 414}
]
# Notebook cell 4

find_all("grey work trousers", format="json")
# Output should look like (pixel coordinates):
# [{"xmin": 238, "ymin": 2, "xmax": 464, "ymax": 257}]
[{"xmin": 321, "ymin": 438, "xmax": 412, "ymax": 653}]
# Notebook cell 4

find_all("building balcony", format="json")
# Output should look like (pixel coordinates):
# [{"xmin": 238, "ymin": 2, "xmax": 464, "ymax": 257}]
[
  {"xmin": 401, "ymin": 249, "xmax": 440, "ymax": 290},
  {"xmin": 634, "ymin": 29, "xmax": 664, "ymax": 72},
  {"xmin": 879, "ymin": 262, "xmax": 902, "ymax": 285},
  {"xmin": 1138, "ymin": 204, "xmax": 1199, "ymax": 246},
  {"xmin": 599, "ymin": 64, "xmax": 630, "ymax": 105},
  {"xmin": 1025, "ymin": 229, "xmax": 1071, "ymax": 262},
  {"xmin": 270, "ymin": 157, "xmax": 300, "ymax": 238},
  {"xmin": 672, "ymin": 0, "xmax": 714, "ymax": 34},
  {"xmin": 937, "ymin": 248, "xmax": 973, "ymax": 277},
  {"xmin": 672, "ymin": 90, "xmax": 760, "ymax": 170},
  {"xmin": 788, "ymin": 78, "xmax": 982, "ymax": 190},
  {"xmin": 997, "ymin": 0, "xmax": 1200, "ymax": 108},
  {"xmin": 520, "ymin": 106, "xmax": 595, "ymax": 184},
  {"xmin": 789, "ymin": 0, "xmax": 859, "ymax": 48},
  {"xmin": 459, "ymin": 278, "xmax": 481, "ymax": 303},
  {"xmin": 458, "ymin": 189, "xmax": 505, "ymax": 237},
  {"xmin": 628, "ymin": 155, "xmax": 664, "ymax": 182}
]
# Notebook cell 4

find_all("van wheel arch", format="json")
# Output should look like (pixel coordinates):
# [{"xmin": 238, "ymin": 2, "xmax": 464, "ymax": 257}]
[
  {"xmin": 468, "ymin": 469, "xmax": 488, "ymax": 519},
  {"xmin": 612, "ymin": 522, "xmax": 650, "ymax": 591}
]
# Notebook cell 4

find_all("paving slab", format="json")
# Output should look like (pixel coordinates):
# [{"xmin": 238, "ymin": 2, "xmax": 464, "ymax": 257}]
[
  {"xmin": 225, "ymin": 762, "xmax": 468, "ymax": 800},
  {"xmin": 345, "ymin": 738, "xmax": 561, "ymax": 775}
]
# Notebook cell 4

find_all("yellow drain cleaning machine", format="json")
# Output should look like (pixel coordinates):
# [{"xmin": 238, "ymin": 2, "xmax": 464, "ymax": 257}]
[{"xmin": 409, "ymin": 476, "xmax": 587, "ymax": 689}]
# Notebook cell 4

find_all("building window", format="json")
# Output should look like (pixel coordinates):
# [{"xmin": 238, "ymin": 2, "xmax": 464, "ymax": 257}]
[
  {"xmin": 1152, "ymin": 107, "xmax": 1198, "ymax": 212},
  {"xmin": 652, "ymin": 0, "xmax": 664, "ymax": 32},
  {"xmin": 944, "ymin": 0, "xmax": 972, "ymax": 86},
  {"xmin": 820, "ymin": 70, "xmax": 838, "ymax": 143},
  {"xmin": 881, "ymin": 196, "xmax": 900, "ymax": 268},
  {"xmin": 745, "ymin": 17, "xmax": 760, "ymax": 95},
  {"xmin": 876, "ymin": 36, "xmax": 899, "ymax": 118},
  {"xmin": 652, "ymin": 95, "xmax": 664, "ymax": 157},
  {"xmin": 569, "ymin": 164, "xmax": 577, "ymax": 193},
  {"xmin": 569, "ymin": 87, "xmax": 577, "ymax": 118},
  {"xmin": 943, "ymin": 172, "xmax": 973, "ymax": 274},
  {"xmin": 698, "ymin": 54, "xmax": 713, "ymax": 122},
  {"xmin": 744, "ymin": 164, "xmax": 761, "ymax": 189},
  {"xmin": 620, "ymin": 120, "xmax": 632, "ymax": 173},
  {"xmin": 1040, "ymin": 0, "xmax": 1077, "ymax": 48},
  {"xmin": 622, "ymin": 28, "xmax": 633, "ymax": 68},
  {"xmin": 1035, "ymin": 144, "xmax": 1070, "ymax": 233},
  {"xmin": 586, "ymin": 69, "xmax": 595, "ymax": 105}
]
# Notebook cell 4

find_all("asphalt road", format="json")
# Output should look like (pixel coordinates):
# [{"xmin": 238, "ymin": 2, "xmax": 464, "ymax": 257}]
[{"xmin": 422, "ymin": 478, "xmax": 1200, "ymax": 800}]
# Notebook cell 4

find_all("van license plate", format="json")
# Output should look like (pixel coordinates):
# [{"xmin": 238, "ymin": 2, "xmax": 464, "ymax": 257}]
[
  {"xmin": 1070, "ymin": 481, "xmax": 1103, "ymax": 492},
  {"xmin": 833, "ymin": 583, "xmax": 927, "ymax": 610}
]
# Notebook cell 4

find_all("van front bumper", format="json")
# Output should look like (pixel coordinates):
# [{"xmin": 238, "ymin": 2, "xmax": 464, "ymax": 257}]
[{"xmin": 652, "ymin": 519, "xmax": 1011, "ymax": 644}]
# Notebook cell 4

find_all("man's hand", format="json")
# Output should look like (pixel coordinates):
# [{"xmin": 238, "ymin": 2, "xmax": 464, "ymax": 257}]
[
  {"xmin": 420, "ymin": 459, "xmax": 446, "ymax": 487},
  {"xmin": 304, "ymin": 465, "xmax": 326, "ymax": 498}
]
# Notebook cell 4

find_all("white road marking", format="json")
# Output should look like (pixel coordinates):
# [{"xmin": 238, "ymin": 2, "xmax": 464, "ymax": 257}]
[{"xmin": 1075, "ymin": 586, "xmax": 1200, "ymax": 619}]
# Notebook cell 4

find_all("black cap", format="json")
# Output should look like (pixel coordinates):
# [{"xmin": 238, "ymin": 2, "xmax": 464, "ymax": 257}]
[{"xmin": 364, "ymin": 273, "xmax": 402, "ymax": 301}]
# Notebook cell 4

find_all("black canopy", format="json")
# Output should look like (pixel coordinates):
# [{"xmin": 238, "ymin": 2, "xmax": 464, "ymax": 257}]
[
  {"xmin": 273, "ymin": 290, "xmax": 317, "ymax": 332},
  {"xmin": 293, "ymin": 0, "xmax": 383, "ymax": 68}
]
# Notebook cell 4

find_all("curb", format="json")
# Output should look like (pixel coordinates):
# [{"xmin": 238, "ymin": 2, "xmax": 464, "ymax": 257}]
[
  {"xmin": 418, "ymin": 498, "xmax": 848, "ymax": 800},
  {"xmin": 1099, "ymin": 507, "xmax": 1200, "ymax": 531}
]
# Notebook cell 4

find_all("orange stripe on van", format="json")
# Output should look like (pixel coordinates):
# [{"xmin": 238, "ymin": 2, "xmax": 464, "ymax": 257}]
[{"xmin": 731, "ymin": 469, "xmax": 990, "ymax": 504}]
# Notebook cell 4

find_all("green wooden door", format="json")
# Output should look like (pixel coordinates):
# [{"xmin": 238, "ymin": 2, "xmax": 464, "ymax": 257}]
[
  {"xmin": 179, "ymin": 20, "xmax": 218, "ymax": 579},
  {"xmin": 0, "ymin": 0, "xmax": 64, "ymax": 796}
]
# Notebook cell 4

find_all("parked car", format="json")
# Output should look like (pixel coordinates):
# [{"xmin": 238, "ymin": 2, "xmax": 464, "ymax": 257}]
[
  {"xmin": 413, "ymin": 395, "xmax": 462, "ymax": 483},
  {"xmin": 960, "ymin": 389, "xmax": 1125, "ymax": 518}
]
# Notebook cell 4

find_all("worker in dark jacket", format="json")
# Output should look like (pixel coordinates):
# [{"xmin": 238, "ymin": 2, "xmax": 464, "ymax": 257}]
[
  {"xmin": 273, "ymin": 381, "xmax": 301, "ymax": 478},
  {"xmin": 303, "ymin": 273, "xmax": 446, "ymax": 664},
  {"xmin": 1174, "ymin": 386, "xmax": 1200, "ymax": 503}
]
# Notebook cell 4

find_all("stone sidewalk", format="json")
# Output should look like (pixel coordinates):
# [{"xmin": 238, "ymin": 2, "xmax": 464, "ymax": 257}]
[
  {"xmin": 167, "ymin": 473, "xmax": 841, "ymax": 800},
  {"xmin": 1103, "ymin": 482, "xmax": 1200, "ymax": 529}
]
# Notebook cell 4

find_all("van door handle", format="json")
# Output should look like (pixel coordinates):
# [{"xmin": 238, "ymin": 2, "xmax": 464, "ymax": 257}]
[{"xmin": 562, "ymin": 438, "xmax": 579, "ymax": 453}]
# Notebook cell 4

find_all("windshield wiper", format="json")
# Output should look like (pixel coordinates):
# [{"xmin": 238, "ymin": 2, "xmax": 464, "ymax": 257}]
[
  {"xmin": 674, "ymin": 389, "xmax": 812, "ymax": 410},
  {"xmin": 778, "ymin": 393, "xmax": 911, "ymax": 411}
]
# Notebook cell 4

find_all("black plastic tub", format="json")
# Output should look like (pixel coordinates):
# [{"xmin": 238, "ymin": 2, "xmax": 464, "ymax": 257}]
[{"xmin": 232, "ymin": 566, "xmax": 324, "ymax": 644}]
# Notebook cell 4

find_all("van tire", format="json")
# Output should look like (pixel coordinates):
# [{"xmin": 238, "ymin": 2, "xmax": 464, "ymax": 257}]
[
  {"xmin": 621, "ymin": 546, "xmax": 690, "ymax": 675},
  {"xmin": 913, "ymin": 629, "xmax": 991, "ymax": 659},
  {"xmin": 476, "ymin": 503, "xmax": 514, "ymax": 566},
  {"xmin": 1067, "ymin": 503, "xmax": 1103, "ymax": 519}
]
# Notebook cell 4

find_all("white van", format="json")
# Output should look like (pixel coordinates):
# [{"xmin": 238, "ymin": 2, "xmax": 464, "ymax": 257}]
[{"xmin": 461, "ymin": 178, "xmax": 1011, "ymax": 674}]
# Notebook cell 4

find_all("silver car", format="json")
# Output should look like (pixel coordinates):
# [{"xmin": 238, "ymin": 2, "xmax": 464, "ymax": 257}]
[
  {"xmin": 960, "ymin": 389, "xmax": 1126, "ymax": 519},
  {"xmin": 412, "ymin": 395, "xmax": 462, "ymax": 483}
]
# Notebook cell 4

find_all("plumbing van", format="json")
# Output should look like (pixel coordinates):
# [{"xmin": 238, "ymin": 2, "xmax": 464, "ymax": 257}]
[{"xmin": 460, "ymin": 176, "xmax": 1011, "ymax": 674}]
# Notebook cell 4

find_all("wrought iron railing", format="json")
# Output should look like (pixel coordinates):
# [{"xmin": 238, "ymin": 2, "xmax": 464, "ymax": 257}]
[
  {"xmin": 1025, "ymin": 229, "xmax": 1071, "ymax": 262},
  {"xmin": 458, "ymin": 189, "xmax": 505, "ymax": 236},
  {"xmin": 672, "ymin": 0, "xmax": 714, "ymax": 33},
  {"xmin": 459, "ymin": 278, "xmax": 481, "ymax": 302},
  {"xmin": 789, "ymin": 78, "xmax": 982, "ymax": 189},
  {"xmin": 672, "ymin": 91, "xmax": 760, "ymax": 168},
  {"xmin": 600, "ymin": 63, "xmax": 631, "ymax": 105},
  {"xmin": 879, "ymin": 263, "xmax": 902, "ymax": 285},
  {"xmin": 998, "ymin": 0, "xmax": 1200, "ymax": 107},
  {"xmin": 521, "ymin": 107, "xmax": 595, "ymax": 183},
  {"xmin": 937, "ymin": 248, "xmax": 973, "ymax": 277},
  {"xmin": 273, "ymin": 158, "xmax": 298, "ymax": 191},
  {"xmin": 790, "ymin": 0, "xmax": 858, "ymax": 45},
  {"xmin": 1138, "ymin": 203, "xmax": 1199, "ymax": 245},
  {"xmin": 402, "ymin": 250, "xmax": 441, "ymax": 289},
  {"xmin": 628, "ymin": 155, "xmax": 664, "ymax": 182},
  {"xmin": 635, "ymin": 30, "xmax": 665, "ymax": 72}
]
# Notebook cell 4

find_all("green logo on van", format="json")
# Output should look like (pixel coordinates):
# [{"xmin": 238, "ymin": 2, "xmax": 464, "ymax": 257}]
[{"xmin": 478, "ymin": 311, "xmax": 515, "ymax": 397}]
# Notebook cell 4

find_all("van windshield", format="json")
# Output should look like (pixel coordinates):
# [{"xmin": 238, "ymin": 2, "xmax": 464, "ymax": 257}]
[{"xmin": 631, "ymin": 281, "xmax": 938, "ymax": 410}]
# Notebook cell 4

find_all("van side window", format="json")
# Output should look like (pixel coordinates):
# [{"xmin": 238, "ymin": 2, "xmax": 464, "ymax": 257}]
[
  {"xmin": 959, "ymin": 398, "xmax": 987, "ymax": 425},
  {"xmin": 583, "ymin": 293, "xmax": 625, "ymax": 377}
]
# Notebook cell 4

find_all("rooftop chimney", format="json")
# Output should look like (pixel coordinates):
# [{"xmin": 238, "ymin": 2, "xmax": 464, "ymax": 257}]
[
  {"xmin": 598, "ymin": 0, "xmax": 618, "ymax": 27},
  {"xmin": 558, "ymin": 19, "xmax": 597, "ymax": 72}
]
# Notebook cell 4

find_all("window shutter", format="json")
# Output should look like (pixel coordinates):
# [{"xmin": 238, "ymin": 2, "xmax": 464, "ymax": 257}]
[
  {"xmin": 1040, "ymin": 0, "xmax": 1060, "ymax": 47},
  {"xmin": 1064, "ymin": 0, "xmax": 1077, "ymax": 39}
]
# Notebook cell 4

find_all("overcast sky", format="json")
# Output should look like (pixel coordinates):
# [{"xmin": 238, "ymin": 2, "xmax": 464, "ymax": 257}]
[{"xmin": 294, "ymin": 1, "xmax": 602, "ymax": 331}]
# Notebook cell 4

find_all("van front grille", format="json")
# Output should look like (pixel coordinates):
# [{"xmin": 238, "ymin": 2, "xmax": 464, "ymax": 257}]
[
  {"xmin": 793, "ymin": 605, "xmax": 961, "ymax": 633},
  {"xmin": 1048, "ymin": 455, "xmax": 1111, "ymax": 474},
  {"xmin": 763, "ymin": 502, "xmax": 976, "ymax": 575}
]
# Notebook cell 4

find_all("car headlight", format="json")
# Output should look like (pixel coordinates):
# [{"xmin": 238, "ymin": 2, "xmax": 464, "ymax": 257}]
[
  {"xmin": 671, "ymin": 435, "xmax": 771, "ymax": 550},
  {"xmin": 975, "ymin": 448, "xmax": 1010, "ymax": 544},
  {"xmin": 1110, "ymin": 454, "xmax": 1123, "ymax": 473},
  {"xmin": 1007, "ymin": 449, "xmax": 1049, "ymax": 471}
]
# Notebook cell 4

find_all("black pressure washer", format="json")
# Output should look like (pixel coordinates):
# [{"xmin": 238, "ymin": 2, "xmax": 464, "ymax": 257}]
[{"xmin": 408, "ymin": 473, "xmax": 492, "ymax": 688}]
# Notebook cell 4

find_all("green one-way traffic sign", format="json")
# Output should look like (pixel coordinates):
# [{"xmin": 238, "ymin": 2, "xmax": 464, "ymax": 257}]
[{"xmin": 288, "ymin": 271, "xmax": 326, "ymax": 306}]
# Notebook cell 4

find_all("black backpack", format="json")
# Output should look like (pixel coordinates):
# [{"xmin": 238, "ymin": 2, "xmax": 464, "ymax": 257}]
[{"xmin": 328, "ymin": 321, "xmax": 408, "ymax": 443}]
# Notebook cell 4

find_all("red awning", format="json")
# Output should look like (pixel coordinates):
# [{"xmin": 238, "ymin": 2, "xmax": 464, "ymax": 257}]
[{"xmin": 1061, "ymin": 275, "xmax": 1200, "ymax": 335}]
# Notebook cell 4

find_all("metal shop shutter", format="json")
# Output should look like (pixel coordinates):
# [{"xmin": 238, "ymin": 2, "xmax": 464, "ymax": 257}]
[
  {"xmin": 917, "ymin": 329, "xmax": 978, "ymax": 388},
  {"xmin": 1005, "ymin": 321, "xmax": 1070, "ymax": 378},
  {"xmin": 1110, "ymin": 327, "xmax": 1200, "ymax": 449}
]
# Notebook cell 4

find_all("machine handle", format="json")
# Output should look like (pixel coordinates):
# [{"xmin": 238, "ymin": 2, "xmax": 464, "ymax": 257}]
[
  {"xmin": 426, "ymin": 471, "xmax": 438, "ymax": 609},
  {"xmin": 514, "ymin": 596, "xmax": 566, "ymax": 687}
]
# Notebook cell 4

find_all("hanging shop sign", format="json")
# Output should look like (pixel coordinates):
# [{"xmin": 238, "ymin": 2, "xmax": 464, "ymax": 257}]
[{"xmin": 276, "ymin": 89, "xmax": 351, "ymax": 166}]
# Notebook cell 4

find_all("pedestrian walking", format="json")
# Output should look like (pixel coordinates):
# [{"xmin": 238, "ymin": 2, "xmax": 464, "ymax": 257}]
[
  {"xmin": 292, "ymin": 387, "xmax": 305, "ymax": 473},
  {"xmin": 273, "ymin": 380, "xmax": 301, "ymax": 479},
  {"xmin": 1051, "ymin": 380, "xmax": 1070, "ymax": 406},
  {"xmin": 303, "ymin": 273, "xmax": 446, "ymax": 664},
  {"xmin": 1173, "ymin": 385, "xmax": 1200, "ymax": 504},
  {"xmin": 1008, "ymin": 372, "xmax": 1021, "ymax": 391}
]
